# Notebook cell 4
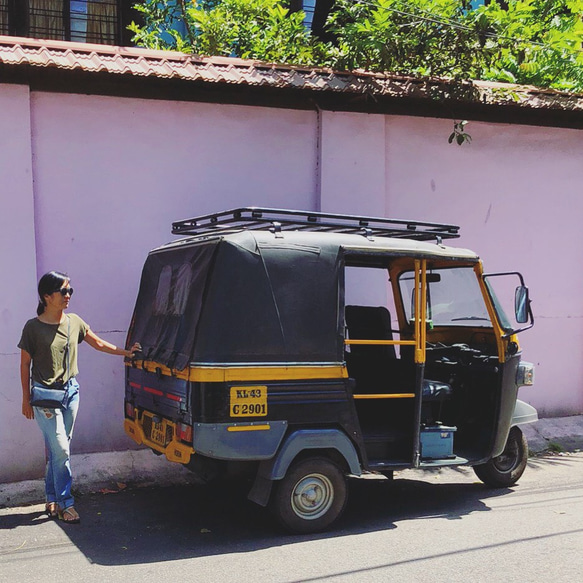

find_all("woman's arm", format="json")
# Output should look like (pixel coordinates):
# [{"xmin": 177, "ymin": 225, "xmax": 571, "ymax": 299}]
[
  {"xmin": 84, "ymin": 329, "xmax": 141, "ymax": 358},
  {"xmin": 20, "ymin": 350, "xmax": 34, "ymax": 420}
]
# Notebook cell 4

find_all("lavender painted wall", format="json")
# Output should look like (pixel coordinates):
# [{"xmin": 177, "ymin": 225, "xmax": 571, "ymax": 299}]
[
  {"xmin": 1, "ymin": 86, "xmax": 580, "ymax": 483},
  {"xmin": 0, "ymin": 85, "xmax": 46, "ymax": 481}
]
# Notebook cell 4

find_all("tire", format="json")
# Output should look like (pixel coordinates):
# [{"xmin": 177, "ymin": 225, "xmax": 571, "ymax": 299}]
[
  {"xmin": 473, "ymin": 426, "xmax": 528, "ymax": 487},
  {"xmin": 270, "ymin": 456, "xmax": 348, "ymax": 534}
]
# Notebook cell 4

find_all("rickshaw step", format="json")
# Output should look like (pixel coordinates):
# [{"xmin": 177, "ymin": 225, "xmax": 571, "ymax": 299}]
[
  {"xmin": 368, "ymin": 460, "xmax": 410, "ymax": 469},
  {"xmin": 419, "ymin": 456, "xmax": 469, "ymax": 467}
]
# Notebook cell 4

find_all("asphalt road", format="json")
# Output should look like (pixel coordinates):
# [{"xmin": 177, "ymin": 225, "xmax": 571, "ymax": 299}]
[{"xmin": 1, "ymin": 453, "xmax": 582, "ymax": 583}]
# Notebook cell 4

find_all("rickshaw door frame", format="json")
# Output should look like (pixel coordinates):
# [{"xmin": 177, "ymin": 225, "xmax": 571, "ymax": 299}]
[{"xmin": 343, "ymin": 258, "xmax": 428, "ymax": 468}]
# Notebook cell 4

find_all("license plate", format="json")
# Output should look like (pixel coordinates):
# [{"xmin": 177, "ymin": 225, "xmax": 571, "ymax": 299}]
[
  {"xmin": 230, "ymin": 386, "xmax": 267, "ymax": 417},
  {"xmin": 150, "ymin": 420, "xmax": 167, "ymax": 446}
]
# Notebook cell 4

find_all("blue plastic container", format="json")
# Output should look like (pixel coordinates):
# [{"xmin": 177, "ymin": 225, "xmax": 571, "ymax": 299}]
[{"xmin": 420, "ymin": 425, "xmax": 457, "ymax": 459}]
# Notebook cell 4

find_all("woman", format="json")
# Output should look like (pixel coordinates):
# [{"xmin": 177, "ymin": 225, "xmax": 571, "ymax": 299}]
[{"xmin": 19, "ymin": 271, "xmax": 140, "ymax": 524}]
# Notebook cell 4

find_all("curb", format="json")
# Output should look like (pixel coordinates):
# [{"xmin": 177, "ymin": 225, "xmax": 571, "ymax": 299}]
[
  {"xmin": 0, "ymin": 448, "xmax": 204, "ymax": 509},
  {"xmin": 521, "ymin": 415, "xmax": 583, "ymax": 454}
]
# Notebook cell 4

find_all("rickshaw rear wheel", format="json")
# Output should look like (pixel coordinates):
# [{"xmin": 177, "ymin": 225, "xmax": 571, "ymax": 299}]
[
  {"xmin": 270, "ymin": 456, "xmax": 348, "ymax": 534},
  {"xmin": 473, "ymin": 426, "xmax": 528, "ymax": 487}
]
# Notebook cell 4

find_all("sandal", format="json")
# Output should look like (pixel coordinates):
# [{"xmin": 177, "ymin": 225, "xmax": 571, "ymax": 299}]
[
  {"xmin": 58, "ymin": 506, "xmax": 81, "ymax": 524},
  {"xmin": 45, "ymin": 502, "xmax": 58, "ymax": 519}
]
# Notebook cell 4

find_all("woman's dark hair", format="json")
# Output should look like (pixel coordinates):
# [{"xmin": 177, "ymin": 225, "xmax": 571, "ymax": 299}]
[{"xmin": 37, "ymin": 271, "xmax": 69, "ymax": 316}]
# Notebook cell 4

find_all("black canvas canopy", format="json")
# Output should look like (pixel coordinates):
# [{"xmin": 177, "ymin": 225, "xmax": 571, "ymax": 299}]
[
  {"xmin": 127, "ymin": 231, "xmax": 344, "ymax": 370},
  {"xmin": 127, "ymin": 239, "xmax": 219, "ymax": 370}
]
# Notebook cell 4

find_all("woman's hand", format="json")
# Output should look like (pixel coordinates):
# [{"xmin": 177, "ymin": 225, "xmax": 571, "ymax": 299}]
[
  {"xmin": 22, "ymin": 399, "xmax": 34, "ymax": 420},
  {"xmin": 128, "ymin": 342, "xmax": 142, "ymax": 359}
]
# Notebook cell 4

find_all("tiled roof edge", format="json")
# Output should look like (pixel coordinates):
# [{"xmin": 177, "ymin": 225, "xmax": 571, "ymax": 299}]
[{"xmin": 1, "ymin": 35, "xmax": 582, "ymax": 113}]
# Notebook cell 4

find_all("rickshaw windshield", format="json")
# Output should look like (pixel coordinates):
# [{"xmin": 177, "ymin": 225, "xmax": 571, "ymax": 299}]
[{"xmin": 399, "ymin": 266, "xmax": 491, "ymax": 327}]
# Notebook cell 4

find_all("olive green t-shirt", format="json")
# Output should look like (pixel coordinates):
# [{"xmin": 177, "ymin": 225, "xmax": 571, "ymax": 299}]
[{"xmin": 18, "ymin": 314, "xmax": 90, "ymax": 385}]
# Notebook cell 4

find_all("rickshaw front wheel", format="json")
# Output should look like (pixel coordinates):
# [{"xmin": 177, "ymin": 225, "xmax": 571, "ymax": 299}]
[
  {"xmin": 270, "ymin": 456, "xmax": 348, "ymax": 534},
  {"xmin": 473, "ymin": 426, "xmax": 528, "ymax": 488}
]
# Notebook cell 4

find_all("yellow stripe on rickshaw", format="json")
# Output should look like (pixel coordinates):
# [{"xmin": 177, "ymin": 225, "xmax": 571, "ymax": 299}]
[
  {"xmin": 227, "ymin": 424, "xmax": 272, "ymax": 432},
  {"xmin": 127, "ymin": 361, "xmax": 348, "ymax": 382}
]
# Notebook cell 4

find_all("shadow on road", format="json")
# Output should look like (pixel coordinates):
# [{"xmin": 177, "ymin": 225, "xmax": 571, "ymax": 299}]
[{"xmin": 1, "ymin": 473, "xmax": 511, "ymax": 566}]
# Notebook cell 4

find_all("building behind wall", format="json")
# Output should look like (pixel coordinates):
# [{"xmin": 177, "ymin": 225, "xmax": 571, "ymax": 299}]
[{"xmin": 0, "ymin": 0, "xmax": 141, "ymax": 45}]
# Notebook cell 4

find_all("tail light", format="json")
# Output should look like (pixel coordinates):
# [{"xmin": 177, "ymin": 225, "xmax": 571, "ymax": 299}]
[
  {"xmin": 125, "ymin": 401, "xmax": 136, "ymax": 419},
  {"xmin": 176, "ymin": 422, "xmax": 193, "ymax": 443}
]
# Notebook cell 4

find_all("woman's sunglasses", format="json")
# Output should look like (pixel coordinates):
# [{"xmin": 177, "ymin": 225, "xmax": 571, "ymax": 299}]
[{"xmin": 54, "ymin": 287, "xmax": 74, "ymax": 297}]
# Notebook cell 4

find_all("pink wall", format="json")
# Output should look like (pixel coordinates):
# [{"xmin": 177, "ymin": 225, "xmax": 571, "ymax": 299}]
[
  {"xmin": 0, "ymin": 84, "xmax": 46, "ymax": 481},
  {"xmin": 1, "ymin": 87, "xmax": 580, "ymax": 483}
]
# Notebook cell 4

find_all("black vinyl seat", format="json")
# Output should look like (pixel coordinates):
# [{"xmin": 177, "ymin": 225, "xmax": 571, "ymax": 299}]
[
  {"xmin": 422, "ymin": 380, "xmax": 453, "ymax": 400},
  {"xmin": 345, "ymin": 305, "xmax": 396, "ymax": 351},
  {"xmin": 344, "ymin": 305, "xmax": 402, "ymax": 392},
  {"xmin": 421, "ymin": 379, "xmax": 452, "ymax": 425}
]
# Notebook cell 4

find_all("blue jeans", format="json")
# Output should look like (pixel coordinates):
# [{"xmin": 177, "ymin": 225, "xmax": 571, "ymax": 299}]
[{"xmin": 33, "ymin": 379, "xmax": 79, "ymax": 510}]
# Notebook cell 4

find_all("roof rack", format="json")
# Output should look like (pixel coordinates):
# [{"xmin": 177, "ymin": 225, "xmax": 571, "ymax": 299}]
[{"xmin": 171, "ymin": 207, "xmax": 460, "ymax": 241}]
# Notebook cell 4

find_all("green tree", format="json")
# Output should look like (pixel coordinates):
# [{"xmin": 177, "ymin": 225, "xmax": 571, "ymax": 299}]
[
  {"xmin": 130, "ymin": 0, "xmax": 583, "ymax": 91},
  {"xmin": 130, "ymin": 0, "xmax": 328, "ymax": 64},
  {"xmin": 326, "ymin": 0, "xmax": 583, "ymax": 91},
  {"xmin": 470, "ymin": 0, "xmax": 583, "ymax": 91},
  {"xmin": 326, "ymin": 0, "xmax": 484, "ymax": 78}
]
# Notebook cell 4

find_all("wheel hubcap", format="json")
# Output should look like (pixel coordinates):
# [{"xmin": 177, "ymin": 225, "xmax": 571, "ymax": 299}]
[
  {"xmin": 291, "ymin": 473, "xmax": 334, "ymax": 520},
  {"xmin": 492, "ymin": 436, "xmax": 519, "ymax": 472}
]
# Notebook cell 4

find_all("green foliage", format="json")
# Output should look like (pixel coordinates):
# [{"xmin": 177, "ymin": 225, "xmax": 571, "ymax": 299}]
[
  {"xmin": 547, "ymin": 440, "xmax": 565, "ymax": 453},
  {"xmin": 130, "ymin": 0, "xmax": 328, "ymax": 64},
  {"xmin": 130, "ymin": 0, "xmax": 583, "ymax": 91},
  {"xmin": 469, "ymin": 0, "xmax": 583, "ymax": 91},
  {"xmin": 448, "ymin": 120, "xmax": 472, "ymax": 145},
  {"xmin": 326, "ymin": 0, "xmax": 583, "ymax": 91},
  {"xmin": 326, "ymin": 0, "xmax": 485, "ymax": 79}
]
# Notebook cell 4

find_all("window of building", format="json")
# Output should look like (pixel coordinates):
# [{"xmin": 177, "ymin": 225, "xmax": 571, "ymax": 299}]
[
  {"xmin": 28, "ymin": 0, "xmax": 118, "ymax": 44},
  {"xmin": 2, "ymin": 0, "xmax": 143, "ymax": 45},
  {"xmin": 0, "ymin": 0, "xmax": 9, "ymax": 35}
]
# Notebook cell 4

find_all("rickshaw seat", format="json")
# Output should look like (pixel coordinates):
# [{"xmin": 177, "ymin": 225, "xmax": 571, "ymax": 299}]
[
  {"xmin": 422, "ymin": 380, "xmax": 453, "ymax": 401},
  {"xmin": 345, "ymin": 305, "xmax": 396, "ymax": 359},
  {"xmin": 421, "ymin": 379, "xmax": 453, "ymax": 425}
]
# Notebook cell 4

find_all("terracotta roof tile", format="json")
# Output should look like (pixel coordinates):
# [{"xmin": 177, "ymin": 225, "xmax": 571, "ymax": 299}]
[{"xmin": 1, "ymin": 35, "xmax": 583, "ymax": 113}]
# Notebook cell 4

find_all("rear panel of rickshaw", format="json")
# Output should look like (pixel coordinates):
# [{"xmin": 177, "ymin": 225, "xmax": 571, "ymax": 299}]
[{"xmin": 124, "ymin": 232, "xmax": 364, "ymax": 466}]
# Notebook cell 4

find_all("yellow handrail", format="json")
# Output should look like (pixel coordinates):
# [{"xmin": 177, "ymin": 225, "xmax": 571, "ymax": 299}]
[
  {"xmin": 353, "ymin": 393, "xmax": 415, "ymax": 399},
  {"xmin": 345, "ymin": 339, "xmax": 416, "ymax": 346}
]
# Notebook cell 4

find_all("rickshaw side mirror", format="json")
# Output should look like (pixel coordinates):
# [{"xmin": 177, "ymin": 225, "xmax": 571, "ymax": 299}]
[{"xmin": 515, "ymin": 285, "xmax": 529, "ymax": 324}]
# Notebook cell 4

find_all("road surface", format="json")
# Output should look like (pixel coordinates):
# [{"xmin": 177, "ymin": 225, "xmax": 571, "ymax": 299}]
[{"xmin": 1, "ymin": 452, "xmax": 582, "ymax": 582}]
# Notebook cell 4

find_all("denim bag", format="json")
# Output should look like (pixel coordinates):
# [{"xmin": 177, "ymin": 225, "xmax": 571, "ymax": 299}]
[{"xmin": 30, "ymin": 384, "xmax": 68, "ymax": 408}]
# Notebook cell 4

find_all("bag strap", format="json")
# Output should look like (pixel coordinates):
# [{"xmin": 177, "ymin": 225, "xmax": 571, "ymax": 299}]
[{"xmin": 65, "ymin": 314, "xmax": 71, "ymax": 382}]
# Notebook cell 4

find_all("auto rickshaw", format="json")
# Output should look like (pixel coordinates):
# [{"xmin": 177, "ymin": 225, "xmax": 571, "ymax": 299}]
[{"xmin": 124, "ymin": 207, "xmax": 536, "ymax": 533}]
